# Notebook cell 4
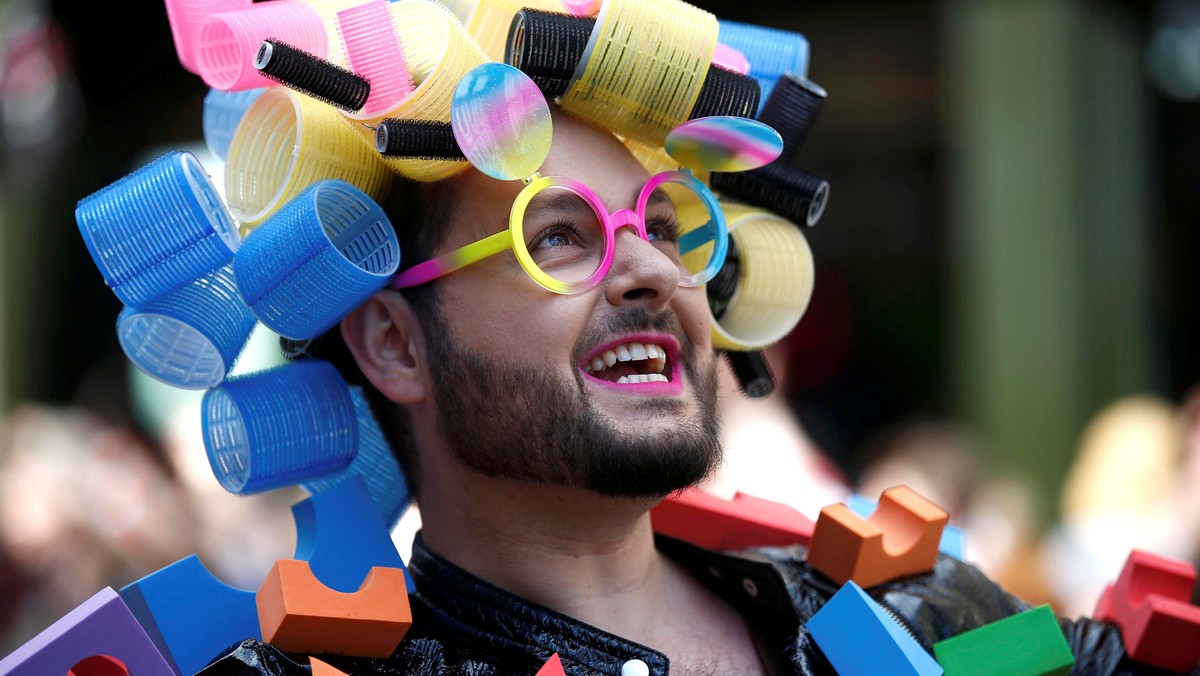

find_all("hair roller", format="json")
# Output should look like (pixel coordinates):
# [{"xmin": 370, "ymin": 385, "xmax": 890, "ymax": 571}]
[
  {"xmin": 195, "ymin": 2, "xmax": 327, "ymax": 92},
  {"xmin": 463, "ymin": 0, "xmax": 568, "ymax": 62},
  {"xmin": 506, "ymin": 8, "xmax": 594, "ymax": 98},
  {"xmin": 254, "ymin": 40, "xmax": 371, "ymax": 113},
  {"xmin": 758, "ymin": 73, "xmax": 826, "ymax": 162},
  {"xmin": 723, "ymin": 350, "xmax": 776, "ymax": 399},
  {"xmin": 558, "ymin": 0, "xmax": 719, "ymax": 147},
  {"xmin": 375, "ymin": 119, "xmax": 466, "ymax": 161},
  {"xmin": 688, "ymin": 65, "xmax": 760, "ymax": 120},
  {"xmin": 709, "ymin": 163, "xmax": 829, "ymax": 228},
  {"xmin": 336, "ymin": 0, "xmax": 415, "ymax": 117}
]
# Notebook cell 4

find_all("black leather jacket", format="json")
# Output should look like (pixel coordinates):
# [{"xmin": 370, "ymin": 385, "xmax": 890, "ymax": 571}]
[{"xmin": 198, "ymin": 532, "xmax": 1180, "ymax": 675}]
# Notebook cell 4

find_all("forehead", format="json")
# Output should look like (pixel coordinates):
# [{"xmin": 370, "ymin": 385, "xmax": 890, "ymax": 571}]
[{"xmin": 438, "ymin": 112, "xmax": 655, "ymax": 247}]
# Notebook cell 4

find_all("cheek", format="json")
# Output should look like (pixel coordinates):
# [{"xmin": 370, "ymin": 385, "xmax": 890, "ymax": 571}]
[{"xmin": 439, "ymin": 280, "xmax": 592, "ymax": 365}]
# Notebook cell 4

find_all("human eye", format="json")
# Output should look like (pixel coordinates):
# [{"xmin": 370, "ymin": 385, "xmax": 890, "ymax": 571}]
[
  {"xmin": 529, "ymin": 220, "xmax": 584, "ymax": 250},
  {"xmin": 645, "ymin": 216, "xmax": 681, "ymax": 245}
]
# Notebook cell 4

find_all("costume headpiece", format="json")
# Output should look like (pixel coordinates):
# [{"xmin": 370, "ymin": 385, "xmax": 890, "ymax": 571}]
[{"xmin": 75, "ymin": 0, "xmax": 830, "ymax": 518}]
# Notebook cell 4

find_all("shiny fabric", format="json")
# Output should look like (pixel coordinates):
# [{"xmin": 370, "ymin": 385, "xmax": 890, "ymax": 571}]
[{"xmin": 198, "ymin": 532, "xmax": 1191, "ymax": 675}]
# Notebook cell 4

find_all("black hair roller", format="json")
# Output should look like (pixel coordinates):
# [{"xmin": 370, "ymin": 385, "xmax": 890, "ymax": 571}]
[
  {"xmin": 506, "ymin": 10, "xmax": 760, "ymax": 119},
  {"xmin": 374, "ymin": 119, "xmax": 467, "ymax": 161},
  {"xmin": 758, "ymin": 73, "xmax": 826, "ymax": 162},
  {"xmin": 689, "ymin": 65, "xmax": 760, "ymax": 120},
  {"xmin": 506, "ymin": 8, "xmax": 594, "ymax": 98},
  {"xmin": 706, "ymin": 236, "xmax": 740, "ymax": 322},
  {"xmin": 724, "ymin": 350, "xmax": 776, "ymax": 399},
  {"xmin": 254, "ymin": 39, "xmax": 370, "ymax": 113},
  {"xmin": 710, "ymin": 163, "xmax": 830, "ymax": 227}
]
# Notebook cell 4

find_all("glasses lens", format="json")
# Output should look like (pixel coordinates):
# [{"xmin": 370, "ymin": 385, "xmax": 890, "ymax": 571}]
[
  {"xmin": 644, "ymin": 177, "xmax": 722, "ymax": 283},
  {"xmin": 519, "ymin": 184, "xmax": 607, "ymax": 287}
]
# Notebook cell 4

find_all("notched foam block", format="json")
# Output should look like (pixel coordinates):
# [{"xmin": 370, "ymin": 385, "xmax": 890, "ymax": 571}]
[
  {"xmin": 1093, "ymin": 548, "xmax": 1200, "ymax": 672},
  {"xmin": 256, "ymin": 558, "xmax": 412, "ymax": 657},
  {"xmin": 806, "ymin": 580, "xmax": 943, "ymax": 675},
  {"xmin": 846, "ymin": 493, "xmax": 965, "ymax": 560},
  {"xmin": 649, "ymin": 487, "xmax": 814, "ymax": 551},
  {"xmin": 807, "ymin": 484, "xmax": 948, "ymax": 588},
  {"xmin": 932, "ymin": 604, "xmax": 1074, "ymax": 675},
  {"xmin": 0, "ymin": 587, "xmax": 173, "ymax": 676}
]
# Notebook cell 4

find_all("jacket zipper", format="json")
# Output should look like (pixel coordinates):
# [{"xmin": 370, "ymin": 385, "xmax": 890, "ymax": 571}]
[{"xmin": 804, "ymin": 570, "xmax": 928, "ymax": 650}]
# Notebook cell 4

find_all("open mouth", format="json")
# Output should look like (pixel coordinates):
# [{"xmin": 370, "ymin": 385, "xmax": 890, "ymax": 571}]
[{"xmin": 581, "ymin": 340, "xmax": 674, "ymax": 384}]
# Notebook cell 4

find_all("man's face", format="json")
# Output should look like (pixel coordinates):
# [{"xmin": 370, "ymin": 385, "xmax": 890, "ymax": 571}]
[{"xmin": 419, "ymin": 113, "xmax": 722, "ymax": 498}]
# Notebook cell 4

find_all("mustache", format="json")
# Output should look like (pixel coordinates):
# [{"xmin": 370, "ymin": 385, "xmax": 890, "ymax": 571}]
[{"xmin": 573, "ymin": 307, "xmax": 692, "ymax": 364}]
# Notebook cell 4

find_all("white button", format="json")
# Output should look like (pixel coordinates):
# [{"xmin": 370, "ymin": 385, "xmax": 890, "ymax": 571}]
[
  {"xmin": 742, "ymin": 577, "xmax": 759, "ymax": 597},
  {"xmin": 621, "ymin": 658, "xmax": 650, "ymax": 676}
]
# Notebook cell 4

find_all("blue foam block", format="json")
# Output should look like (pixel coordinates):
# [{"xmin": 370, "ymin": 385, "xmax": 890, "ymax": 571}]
[
  {"xmin": 807, "ymin": 581, "xmax": 944, "ymax": 675},
  {"xmin": 119, "ymin": 555, "xmax": 260, "ymax": 676},
  {"xmin": 846, "ymin": 493, "xmax": 966, "ymax": 560},
  {"xmin": 293, "ymin": 474, "xmax": 415, "ymax": 593}
]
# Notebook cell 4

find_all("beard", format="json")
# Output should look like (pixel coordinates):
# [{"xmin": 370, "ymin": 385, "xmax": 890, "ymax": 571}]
[{"xmin": 423, "ymin": 304, "xmax": 723, "ymax": 499}]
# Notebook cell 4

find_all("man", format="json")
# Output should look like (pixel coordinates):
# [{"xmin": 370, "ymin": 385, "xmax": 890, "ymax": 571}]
[{"xmin": 202, "ymin": 110, "xmax": 1139, "ymax": 675}]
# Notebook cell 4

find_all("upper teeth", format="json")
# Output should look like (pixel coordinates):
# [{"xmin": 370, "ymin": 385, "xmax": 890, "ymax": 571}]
[{"xmin": 584, "ymin": 342, "xmax": 669, "ymax": 379}]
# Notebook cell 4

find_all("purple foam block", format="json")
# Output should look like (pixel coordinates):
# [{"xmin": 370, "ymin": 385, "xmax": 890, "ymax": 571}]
[{"xmin": 0, "ymin": 587, "xmax": 173, "ymax": 676}]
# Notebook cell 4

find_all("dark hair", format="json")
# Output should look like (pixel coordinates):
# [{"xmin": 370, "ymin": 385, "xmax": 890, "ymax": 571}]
[{"xmin": 284, "ymin": 173, "xmax": 462, "ymax": 500}]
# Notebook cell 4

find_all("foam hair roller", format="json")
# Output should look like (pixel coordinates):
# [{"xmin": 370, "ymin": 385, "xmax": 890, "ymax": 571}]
[
  {"xmin": 202, "ymin": 360, "xmax": 358, "ymax": 495},
  {"xmin": 117, "ymin": 264, "xmax": 257, "ymax": 390},
  {"xmin": 507, "ymin": 5, "xmax": 759, "ymax": 141},
  {"xmin": 254, "ymin": 39, "xmax": 371, "ymax": 113},
  {"xmin": 462, "ymin": 0, "xmax": 567, "ymax": 62},
  {"xmin": 716, "ymin": 19, "xmax": 810, "ymax": 109},
  {"xmin": 303, "ymin": 386, "xmax": 412, "ymax": 530},
  {"xmin": 374, "ymin": 119, "xmax": 466, "ymax": 161},
  {"xmin": 710, "ymin": 162, "xmax": 830, "ymax": 228},
  {"xmin": 340, "ymin": 0, "xmax": 487, "ymax": 182},
  {"xmin": 161, "ymin": 0, "xmax": 252, "ymax": 75},
  {"xmin": 75, "ymin": 150, "xmax": 240, "ymax": 307},
  {"xmin": 233, "ymin": 179, "xmax": 401, "ymax": 341},
  {"xmin": 203, "ymin": 87, "xmax": 267, "ymax": 162},
  {"xmin": 723, "ymin": 350, "xmax": 775, "ymax": 399},
  {"xmin": 194, "ymin": 2, "xmax": 328, "ymax": 92},
  {"xmin": 336, "ymin": 0, "xmax": 415, "ymax": 117},
  {"xmin": 223, "ymin": 87, "xmax": 394, "ymax": 232},
  {"xmin": 705, "ymin": 200, "xmax": 816, "ymax": 351},
  {"xmin": 712, "ymin": 42, "xmax": 750, "ymax": 75},
  {"xmin": 758, "ymin": 73, "xmax": 826, "ymax": 163}
]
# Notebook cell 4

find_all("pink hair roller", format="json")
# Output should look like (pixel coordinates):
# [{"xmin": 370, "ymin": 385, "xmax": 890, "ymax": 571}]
[
  {"xmin": 161, "ymin": 0, "xmax": 252, "ymax": 74},
  {"xmin": 560, "ymin": 0, "xmax": 601, "ymax": 17},
  {"xmin": 336, "ymin": 0, "xmax": 415, "ymax": 117},
  {"xmin": 195, "ymin": 1, "xmax": 328, "ymax": 91},
  {"xmin": 712, "ymin": 42, "xmax": 750, "ymax": 75}
]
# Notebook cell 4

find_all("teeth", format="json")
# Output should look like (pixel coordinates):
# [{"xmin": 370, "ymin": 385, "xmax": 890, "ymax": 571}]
[
  {"xmin": 629, "ymin": 343, "xmax": 648, "ymax": 360},
  {"xmin": 616, "ymin": 345, "xmax": 632, "ymax": 362},
  {"xmin": 591, "ymin": 357, "xmax": 605, "ymax": 372},
  {"xmin": 603, "ymin": 350, "xmax": 618, "ymax": 367},
  {"xmin": 616, "ymin": 374, "xmax": 669, "ymax": 384}
]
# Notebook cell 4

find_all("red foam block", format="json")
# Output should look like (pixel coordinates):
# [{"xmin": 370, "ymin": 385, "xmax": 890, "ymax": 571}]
[
  {"xmin": 1094, "ymin": 548, "xmax": 1200, "ymax": 672},
  {"xmin": 650, "ymin": 488, "xmax": 814, "ymax": 551}
]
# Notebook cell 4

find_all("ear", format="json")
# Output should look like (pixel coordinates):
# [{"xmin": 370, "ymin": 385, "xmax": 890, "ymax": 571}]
[{"xmin": 340, "ymin": 291, "xmax": 427, "ymax": 405}]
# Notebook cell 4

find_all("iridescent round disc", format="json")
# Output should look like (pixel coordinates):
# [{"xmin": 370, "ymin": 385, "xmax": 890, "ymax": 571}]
[
  {"xmin": 451, "ymin": 63, "xmax": 552, "ymax": 181},
  {"xmin": 664, "ymin": 116, "xmax": 784, "ymax": 173}
]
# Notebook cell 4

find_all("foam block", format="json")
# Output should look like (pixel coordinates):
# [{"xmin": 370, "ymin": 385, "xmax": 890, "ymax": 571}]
[
  {"xmin": 256, "ymin": 559, "xmax": 412, "ymax": 657},
  {"xmin": 0, "ymin": 587, "xmax": 173, "ymax": 676},
  {"xmin": 536, "ymin": 653, "xmax": 567, "ymax": 675},
  {"xmin": 846, "ymin": 493, "xmax": 966, "ymax": 560},
  {"xmin": 1093, "ymin": 548, "xmax": 1200, "ymax": 672},
  {"xmin": 293, "ymin": 474, "xmax": 415, "ymax": 593},
  {"xmin": 119, "ymin": 554, "xmax": 261, "ymax": 675},
  {"xmin": 932, "ymin": 604, "xmax": 1074, "ymax": 675},
  {"xmin": 807, "ymin": 484, "xmax": 948, "ymax": 588},
  {"xmin": 649, "ymin": 488, "xmax": 814, "ymax": 551},
  {"xmin": 806, "ymin": 580, "xmax": 943, "ymax": 675},
  {"xmin": 309, "ymin": 656, "xmax": 350, "ymax": 675}
]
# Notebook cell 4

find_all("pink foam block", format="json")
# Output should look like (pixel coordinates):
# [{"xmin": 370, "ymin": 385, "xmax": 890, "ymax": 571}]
[
  {"xmin": 161, "ymin": 0, "xmax": 252, "ymax": 74},
  {"xmin": 195, "ymin": 1, "xmax": 328, "ymax": 91},
  {"xmin": 536, "ymin": 653, "xmax": 567, "ymax": 675},
  {"xmin": 1094, "ymin": 548, "xmax": 1200, "ymax": 672},
  {"xmin": 336, "ymin": 0, "xmax": 414, "ymax": 116},
  {"xmin": 649, "ymin": 488, "xmax": 814, "ymax": 551},
  {"xmin": 0, "ymin": 587, "xmax": 173, "ymax": 676}
]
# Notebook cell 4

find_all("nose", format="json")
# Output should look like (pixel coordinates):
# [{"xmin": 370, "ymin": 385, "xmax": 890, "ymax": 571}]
[{"xmin": 603, "ymin": 224, "xmax": 680, "ymax": 308}]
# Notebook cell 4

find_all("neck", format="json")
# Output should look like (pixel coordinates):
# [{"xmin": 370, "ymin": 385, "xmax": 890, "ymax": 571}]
[{"xmin": 415, "ymin": 438, "xmax": 676, "ymax": 638}]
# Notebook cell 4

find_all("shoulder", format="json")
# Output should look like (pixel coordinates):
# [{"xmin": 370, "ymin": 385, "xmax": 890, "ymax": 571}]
[{"xmin": 197, "ymin": 633, "xmax": 505, "ymax": 676}]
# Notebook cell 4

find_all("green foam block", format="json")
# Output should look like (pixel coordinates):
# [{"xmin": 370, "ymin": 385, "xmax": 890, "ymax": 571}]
[{"xmin": 933, "ymin": 604, "xmax": 1074, "ymax": 676}]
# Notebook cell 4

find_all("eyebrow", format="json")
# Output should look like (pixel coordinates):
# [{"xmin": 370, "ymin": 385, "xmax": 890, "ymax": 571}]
[{"xmin": 523, "ymin": 191, "xmax": 598, "ymax": 220}]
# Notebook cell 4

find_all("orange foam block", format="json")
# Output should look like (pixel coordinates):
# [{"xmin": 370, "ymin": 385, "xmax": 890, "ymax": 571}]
[
  {"xmin": 1094, "ymin": 548, "xmax": 1200, "ymax": 672},
  {"xmin": 536, "ymin": 653, "xmax": 567, "ymax": 675},
  {"xmin": 649, "ymin": 488, "xmax": 814, "ymax": 551},
  {"xmin": 309, "ymin": 657, "xmax": 349, "ymax": 676},
  {"xmin": 805, "ymin": 484, "xmax": 948, "ymax": 588},
  {"xmin": 256, "ymin": 559, "xmax": 412, "ymax": 658}
]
